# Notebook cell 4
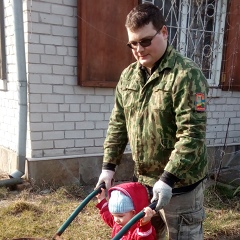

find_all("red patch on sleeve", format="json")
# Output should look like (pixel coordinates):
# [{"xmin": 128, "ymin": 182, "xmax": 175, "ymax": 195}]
[{"xmin": 195, "ymin": 93, "xmax": 206, "ymax": 111}]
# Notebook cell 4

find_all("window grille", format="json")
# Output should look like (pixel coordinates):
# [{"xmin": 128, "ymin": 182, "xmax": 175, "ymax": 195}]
[{"xmin": 142, "ymin": 0, "xmax": 228, "ymax": 86}]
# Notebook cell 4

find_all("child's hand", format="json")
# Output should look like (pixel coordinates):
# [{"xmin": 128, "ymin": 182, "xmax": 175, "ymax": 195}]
[
  {"xmin": 96, "ymin": 188, "xmax": 106, "ymax": 203},
  {"xmin": 141, "ymin": 206, "xmax": 156, "ymax": 224}
]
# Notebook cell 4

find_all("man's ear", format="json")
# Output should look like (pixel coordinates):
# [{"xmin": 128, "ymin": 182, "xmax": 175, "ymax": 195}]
[{"xmin": 161, "ymin": 25, "xmax": 169, "ymax": 39}]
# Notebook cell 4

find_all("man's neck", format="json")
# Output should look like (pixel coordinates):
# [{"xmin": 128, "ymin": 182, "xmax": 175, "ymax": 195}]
[
  {"xmin": 143, "ymin": 57, "xmax": 162, "ymax": 76},
  {"xmin": 142, "ymin": 43, "xmax": 169, "ymax": 75}
]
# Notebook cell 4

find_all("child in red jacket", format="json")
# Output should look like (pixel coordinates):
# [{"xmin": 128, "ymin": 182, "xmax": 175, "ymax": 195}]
[{"xmin": 96, "ymin": 182, "xmax": 157, "ymax": 240}]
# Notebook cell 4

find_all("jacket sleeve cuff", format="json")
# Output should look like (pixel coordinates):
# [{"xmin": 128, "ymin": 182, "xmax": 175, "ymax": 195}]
[
  {"xmin": 102, "ymin": 162, "xmax": 116, "ymax": 171},
  {"xmin": 160, "ymin": 170, "xmax": 180, "ymax": 188},
  {"xmin": 139, "ymin": 220, "xmax": 153, "ymax": 231}
]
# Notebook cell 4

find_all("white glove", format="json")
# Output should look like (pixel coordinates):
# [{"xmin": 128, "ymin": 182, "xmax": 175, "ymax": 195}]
[
  {"xmin": 96, "ymin": 170, "xmax": 115, "ymax": 190},
  {"xmin": 151, "ymin": 180, "xmax": 172, "ymax": 211}
]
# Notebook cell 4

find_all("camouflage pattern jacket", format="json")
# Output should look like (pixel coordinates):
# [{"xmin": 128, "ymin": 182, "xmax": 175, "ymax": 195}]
[{"xmin": 103, "ymin": 45, "xmax": 209, "ymax": 189}]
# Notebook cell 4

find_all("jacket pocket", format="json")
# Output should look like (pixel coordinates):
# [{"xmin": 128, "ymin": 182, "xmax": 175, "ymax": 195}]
[
  {"xmin": 122, "ymin": 87, "xmax": 138, "ymax": 108},
  {"xmin": 150, "ymin": 87, "xmax": 172, "ymax": 111}
]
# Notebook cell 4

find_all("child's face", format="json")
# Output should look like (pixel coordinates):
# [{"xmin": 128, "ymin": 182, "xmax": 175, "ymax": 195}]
[{"xmin": 112, "ymin": 210, "xmax": 136, "ymax": 227}]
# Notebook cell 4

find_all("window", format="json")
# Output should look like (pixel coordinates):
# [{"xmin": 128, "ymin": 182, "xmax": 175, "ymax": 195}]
[
  {"xmin": 77, "ymin": 0, "xmax": 138, "ymax": 88},
  {"xmin": 0, "ymin": 0, "xmax": 6, "ymax": 82},
  {"xmin": 142, "ymin": 0, "xmax": 228, "ymax": 87}
]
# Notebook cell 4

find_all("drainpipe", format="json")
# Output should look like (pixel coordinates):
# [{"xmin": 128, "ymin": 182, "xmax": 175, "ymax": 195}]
[{"xmin": 9, "ymin": 0, "xmax": 27, "ymax": 179}]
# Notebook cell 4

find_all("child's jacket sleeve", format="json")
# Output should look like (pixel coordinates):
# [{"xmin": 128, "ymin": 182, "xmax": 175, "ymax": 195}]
[{"xmin": 96, "ymin": 199, "xmax": 115, "ymax": 228}]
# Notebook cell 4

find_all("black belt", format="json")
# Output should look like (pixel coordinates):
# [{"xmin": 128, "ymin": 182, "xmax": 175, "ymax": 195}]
[{"xmin": 133, "ymin": 174, "xmax": 205, "ymax": 196}]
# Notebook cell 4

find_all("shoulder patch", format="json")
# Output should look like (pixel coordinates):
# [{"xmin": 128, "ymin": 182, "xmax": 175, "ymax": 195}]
[{"xmin": 195, "ymin": 93, "xmax": 206, "ymax": 112}]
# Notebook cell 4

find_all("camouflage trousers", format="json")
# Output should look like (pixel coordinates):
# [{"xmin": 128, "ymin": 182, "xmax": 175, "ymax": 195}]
[{"xmin": 151, "ymin": 180, "xmax": 206, "ymax": 240}]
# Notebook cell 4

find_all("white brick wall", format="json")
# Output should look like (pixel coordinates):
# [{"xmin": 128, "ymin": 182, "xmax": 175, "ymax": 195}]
[
  {"xmin": 207, "ymin": 88, "xmax": 240, "ymax": 146},
  {"xmin": 25, "ymin": 0, "xmax": 114, "ymax": 157},
  {"xmin": 0, "ymin": 0, "xmax": 240, "ymax": 161}
]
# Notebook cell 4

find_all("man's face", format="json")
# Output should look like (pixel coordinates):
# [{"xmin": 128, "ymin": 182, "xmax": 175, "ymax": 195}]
[{"xmin": 127, "ymin": 22, "xmax": 168, "ymax": 70}]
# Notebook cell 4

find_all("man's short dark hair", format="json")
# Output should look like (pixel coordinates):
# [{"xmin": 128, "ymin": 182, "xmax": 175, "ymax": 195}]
[{"xmin": 125, "ymin": 3, "xmax": 166, "ymax": 31}]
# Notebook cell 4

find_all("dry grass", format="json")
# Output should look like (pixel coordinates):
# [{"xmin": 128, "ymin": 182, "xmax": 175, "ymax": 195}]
[
  {"xmin": 0, "ymin": 181, "xmax": 240, "ymax": 240},
  {"xmin": 0, "ymin": 183, "xmax": 111, "ymax": 240},
  {"xmin": 204, "ymin": 184, "xmax": 240, "ymax": 240}
]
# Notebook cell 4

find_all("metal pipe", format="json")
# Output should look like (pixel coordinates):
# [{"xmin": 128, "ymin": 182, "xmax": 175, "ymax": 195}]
[
  {"xmin": 0, "ymin": 178, "xmax": 23, "ymax": 187},
  {"xmin": 9, "ymin": 0, "xmax": 27, "ymax": 178}
]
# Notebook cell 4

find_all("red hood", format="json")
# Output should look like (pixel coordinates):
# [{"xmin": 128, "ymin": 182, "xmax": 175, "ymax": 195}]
[{"xmin": 108, "ymin": 182, "xmax": 150, "ymax": 214}]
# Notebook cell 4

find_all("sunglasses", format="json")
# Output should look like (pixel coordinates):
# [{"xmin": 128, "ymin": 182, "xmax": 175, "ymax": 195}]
[{"xmin": 127, "ymin": 29, "xmax": 161, "ymax": 49}]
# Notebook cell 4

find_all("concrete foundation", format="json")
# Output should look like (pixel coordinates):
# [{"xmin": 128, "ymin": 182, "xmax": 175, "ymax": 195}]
[{"xmin": 26, "ymin": 153, "xmax": 135, "ymax": 186}]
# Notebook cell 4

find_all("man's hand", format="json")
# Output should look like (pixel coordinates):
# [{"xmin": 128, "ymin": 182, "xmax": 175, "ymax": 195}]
[
  {"xmin": 95, "ymin": 170, "xmax": 115, "ymax": 190},
  {"xmin": 151, "ymin": 180, "xmax": 172, "ymax": 211}
]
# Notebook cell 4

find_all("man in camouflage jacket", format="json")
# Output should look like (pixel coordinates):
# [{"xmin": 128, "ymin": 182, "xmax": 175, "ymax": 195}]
[{"xmin": 96, "ymin": 3, "xmax": 209, "ymax": 240}]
